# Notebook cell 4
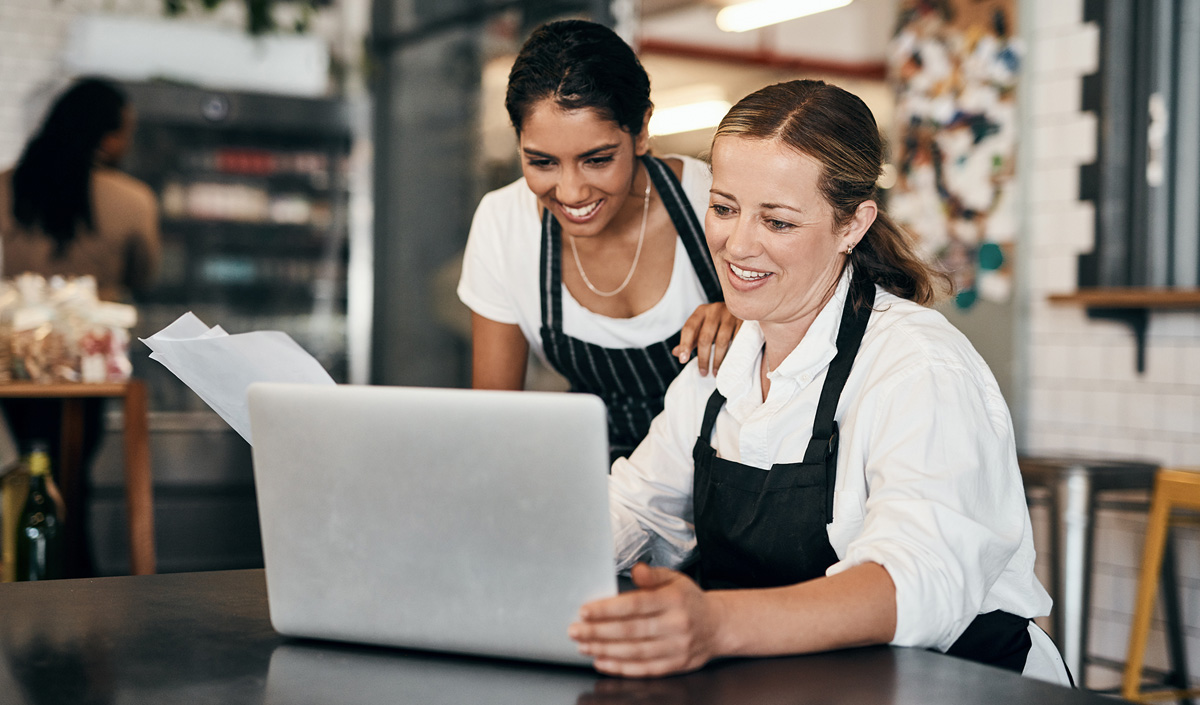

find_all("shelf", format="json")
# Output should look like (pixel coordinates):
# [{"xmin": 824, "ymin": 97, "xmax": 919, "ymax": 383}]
[
  {"xmin": 0, "ymin": 382, "xmax": 131, "ymax": 398},
  {"xmin": 1048, "ymin": 287, "xmax": 1200, "ymax": 372},
  {"xmin": 1048, "ymin": 288, "xmax": 1200, "ymax": 308}
]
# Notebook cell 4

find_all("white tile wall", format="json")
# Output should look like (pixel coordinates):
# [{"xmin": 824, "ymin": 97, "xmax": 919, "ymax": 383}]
[
  {"xmin": 1022, "ymin": 0, "xmax": 1200, "ymax": 687},
  {"xmin": 0, "ymin": 0, "xmax": 357, "ymax": 166}
]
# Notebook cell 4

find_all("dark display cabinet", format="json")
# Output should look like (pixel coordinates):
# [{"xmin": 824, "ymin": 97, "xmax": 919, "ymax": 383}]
[{"xmin": 89, "ymin": 82, "xmax": 364, "ymax": 574}]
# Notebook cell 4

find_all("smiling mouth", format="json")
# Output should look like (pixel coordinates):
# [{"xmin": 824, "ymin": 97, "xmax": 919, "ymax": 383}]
[
  {"xmin": 729, "ymin": 263, "xmax": 771, "ymax": 281},
  {"xmin": 560, "ymin": 200, "xmax": 603, "ymax": 220}
]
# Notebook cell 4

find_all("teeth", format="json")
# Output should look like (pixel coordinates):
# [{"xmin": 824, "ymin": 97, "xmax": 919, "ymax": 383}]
[
  {"xmin": 730, "ymin": 263, "xmax": 769, "ymax": 281},
  {"xmin": 563, "ymin": 201, "xmax": 601, "ymax": 218}
]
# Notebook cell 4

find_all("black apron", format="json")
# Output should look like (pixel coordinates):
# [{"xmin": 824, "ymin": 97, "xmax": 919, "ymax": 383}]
[
  {"xmin": 540, "ymin": 155, "xmax": 723, "ymax": 461},
  {"xmin": 691, "ymin": 270, "xmax": 1033, "ymax": 674}
]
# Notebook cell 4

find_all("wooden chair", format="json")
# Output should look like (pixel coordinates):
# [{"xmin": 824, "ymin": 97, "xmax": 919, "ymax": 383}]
[{"xmin": 1123, "ymin": 469, "xmax": 1200, "ymax": 703}]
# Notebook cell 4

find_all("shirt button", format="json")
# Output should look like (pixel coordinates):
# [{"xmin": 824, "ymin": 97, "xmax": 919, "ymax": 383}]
[{"xmin": 800, "ymin": 373, "xmax": 812, "ymax": 384}]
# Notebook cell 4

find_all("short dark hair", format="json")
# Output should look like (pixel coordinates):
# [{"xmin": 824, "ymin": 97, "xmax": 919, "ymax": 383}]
[{"xmin": 505, "ymin": 19, "xmax": 652, "ymax": 137}]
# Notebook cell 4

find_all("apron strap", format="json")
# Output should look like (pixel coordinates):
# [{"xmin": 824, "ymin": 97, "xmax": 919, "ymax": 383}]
[
  {"xmin": 538, "ymin": 207, "xmax": 561, "ymax": 330},
  {"xmin": 802, "ymin": 270, "xmax": 876, "ymax": 465},
  {"xmin": 698, "ymin": 390, "xmax": 726, "ymax": 443},
  {"xmin": 643, "ymin": 155, "xmax": 723, "ymax": 303}
]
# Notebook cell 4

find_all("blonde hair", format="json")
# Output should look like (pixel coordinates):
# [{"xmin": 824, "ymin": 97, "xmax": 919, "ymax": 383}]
[{"xmin": 714, "ymin": 80, "xmax": 949, "ymax": 308}]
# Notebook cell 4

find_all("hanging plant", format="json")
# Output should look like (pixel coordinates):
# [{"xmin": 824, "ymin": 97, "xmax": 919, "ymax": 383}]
[{"xmin": 163, "ymin": 0, "xmax": 316, "ymax": 36}]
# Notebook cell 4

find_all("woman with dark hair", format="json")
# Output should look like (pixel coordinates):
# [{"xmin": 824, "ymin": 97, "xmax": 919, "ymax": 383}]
[
  {"xmin": 457, "ymin": 20, "xmax": 737, "ymax": 461},
  {"xmin": 0, "ymin": 77, "xmax": 160, "ymax": 578},
  {"xmin": 568, "ymin": 80, "xmax": 1069, "ymax": 685},
  {"xmin": 1, "ymin": 77, "xmax": 160, "ymax": 301}
]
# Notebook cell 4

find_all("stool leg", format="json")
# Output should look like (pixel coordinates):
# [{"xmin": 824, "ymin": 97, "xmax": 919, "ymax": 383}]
[
  {"xmin": 1123, "ymin": 486, "xmax": 1172, "ymax": 701},
  {"xmin": 1056, "ymin": 469, "xmax": 1094, "ymax": 688},
  {"xmin": 1160, "ymin": 531, "xmax": 1191, "ymax": 705}
]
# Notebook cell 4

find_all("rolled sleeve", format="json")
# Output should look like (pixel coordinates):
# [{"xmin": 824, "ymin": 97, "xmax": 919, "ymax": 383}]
[
  {"xmin": 830, "ymin": 364, "xmax": 1027, "ymax": 651},
  {"xmin": 457, "ymin": 189, "xmax": 520, "ymax": 325},
  {"xmin": 608, "ymin": 363, "xmax": 713, "ymax": 571}
]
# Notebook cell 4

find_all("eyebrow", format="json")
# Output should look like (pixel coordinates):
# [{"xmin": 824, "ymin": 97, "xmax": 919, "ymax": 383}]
[
  {"xmin": 710, "ymin": 189, "xmax": 805, "ymax": 215},
  {"xmin": 522, "ymin": 143, "xmax": 621, "ymax": 159}
]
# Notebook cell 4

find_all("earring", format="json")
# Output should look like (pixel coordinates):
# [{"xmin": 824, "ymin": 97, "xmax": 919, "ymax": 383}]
[{"xmin": 845, "ymin": 243, "xmax": 854, "ymax": 255}]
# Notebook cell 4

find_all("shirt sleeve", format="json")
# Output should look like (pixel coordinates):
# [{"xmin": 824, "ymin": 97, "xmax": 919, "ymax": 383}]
[
  {"xmin": 829, "ymin": 362, "xmax": 1029, "ymax": 651},
  {"xmin": 457, "ymin": 188, "xmax": 521, "ymax": 325},
  {"xmin": 608, "ymin": 362, "xmax": 712, "ymax": 572}
]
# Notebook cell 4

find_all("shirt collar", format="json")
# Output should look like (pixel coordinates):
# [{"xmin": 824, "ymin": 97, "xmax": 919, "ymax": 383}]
[{"xmin": 715, "ymin": 267, "xmax": 853, "ymax": 403}]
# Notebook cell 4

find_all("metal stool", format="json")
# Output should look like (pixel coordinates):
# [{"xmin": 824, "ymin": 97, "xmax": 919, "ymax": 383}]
[{"xmin": 1018, "ymin": 456, "xmax": 1186, "ymax": 689}]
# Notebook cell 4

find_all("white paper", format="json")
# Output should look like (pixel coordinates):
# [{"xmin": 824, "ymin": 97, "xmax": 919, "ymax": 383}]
[{"xmin": 140, "ymin": 312, "xmax": 335, "ymax": 444}]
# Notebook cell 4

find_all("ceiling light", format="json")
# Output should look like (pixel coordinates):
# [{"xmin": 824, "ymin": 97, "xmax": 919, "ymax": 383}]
[
  {"xmin": 716, "ymin": 0, "xmax": 854, "ymax": 33},
  {"xmin": 649, "ymin": 100, "xmax": 732, "ymax": 136}
]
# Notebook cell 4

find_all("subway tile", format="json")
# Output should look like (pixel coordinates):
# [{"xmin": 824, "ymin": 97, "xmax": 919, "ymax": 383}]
[
  {"xmin": 1031, "ymin": 203, "xmax": 1094, "ymax": 253},
  {"xmin": 1149, "ymin": 312, "xmax": 1200, "ymax": 340},
  {"xmin": 1174, "ymin": 527, "xmax": 1200, "ymax": 583},
  {"xmin": 1033, "ymin": 0, "xmax": 1084, "ymax": 31},
  {"xmin": 1026, "ymin": 387, "xmax": 1059, "ymax": 425},
  {"xmin": 1144, "ymin": 345, "xmax": 1183, "ymax": 386},
  {"xmin": 1100, "ymin": 343, "xmax": 1139, "ymax": 385},
  {"xmin": 1174, "ymin": 443, "xmax": 1200, "ymax": 468},
  {"xmin": 1159, "ymin": 393, "xmax": 1198, "ymax": 436},
  {"xmin": 1030, "ymin": 342, "xmax": 1069, "ymax": 380},
  {"xmin": 1032, "ymin": 254, "xmax": 1081, "ymax": 295},
  {"xmin": 1091, "ymin": 567, "xmax": 1138, "ymax": 616},
  {"xmin": 1032, "ymin": 76, "xmax": 1083, "ymax": 118},
  {"xmin": 1032, "ymin": 114, "xmax": 1097, "ymax": 163},
  {"xmin": 1072, "ymin": 345, "xmax": 1105, "ymax": 382},
  {"xmin": 1123, "ymin": 392, "xmax": 1161, "ymax": 434},
  {"xmin": 1035, "ymin": 25, "xmax": 1100, "ymax": 77},
  {"xmin": 1088, "ymin": 388, "xmax": 1124, "ymax": 427},
  {"xmin": 1029, "ymin": 165, "xmax": 1080, "ymax": 207}
]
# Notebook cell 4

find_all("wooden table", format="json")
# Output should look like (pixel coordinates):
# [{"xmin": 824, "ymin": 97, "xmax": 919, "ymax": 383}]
[
  {"xmin": 0, "ymin": 381, "xmax": 155, "ymax": 575},
  {"xmin": 0, "ymin": 569, "xmax": 1122, "ymax": 704}
]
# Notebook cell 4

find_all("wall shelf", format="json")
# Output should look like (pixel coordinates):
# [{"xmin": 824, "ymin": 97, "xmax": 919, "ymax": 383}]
[{"xmin": 1048, "ymin": 288, "xmax": 1200, "ymax": 373}]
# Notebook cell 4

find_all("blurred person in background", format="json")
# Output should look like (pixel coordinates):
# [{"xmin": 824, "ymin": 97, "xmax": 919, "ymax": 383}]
[
  {"xmin": 0, "ymin": 76, "xmax": 160, "ymax": 577},
  {"xmin": 1, "ymin": 76, "xmax": 159, "ymax": 301}
]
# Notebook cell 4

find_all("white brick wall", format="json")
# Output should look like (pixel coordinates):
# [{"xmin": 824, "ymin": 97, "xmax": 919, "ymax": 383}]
[
  {"xmin": 1022, "ymin": 0, "xmax": 1200, "ymax": 687},
  {"xmin": 0, "ymin": 0, "xmax": 366, "ymax": 167}
]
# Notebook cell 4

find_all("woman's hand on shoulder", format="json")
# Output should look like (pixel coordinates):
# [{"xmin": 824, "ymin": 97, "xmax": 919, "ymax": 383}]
[
  {"xmin": 673, "ymin": 303, "xmax": 741, "ymax": 376},
  {"xmin": 569, "ymin": 563, "xmax": 726, "ymax": 678}
]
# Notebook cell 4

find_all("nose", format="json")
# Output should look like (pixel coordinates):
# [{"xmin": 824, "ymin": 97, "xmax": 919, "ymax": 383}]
[
  {"xmin": 555, "ymin": 165, "xmax": 588, "ymax": 204},
  {"xmin": 723, "ymin": 214, "xmax": 759, "ymax": 259}
]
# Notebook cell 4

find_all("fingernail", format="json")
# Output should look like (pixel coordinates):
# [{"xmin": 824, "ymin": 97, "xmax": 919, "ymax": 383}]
[{"xmin": 679, "ymin": 352, "xmax": 689, "ymax": 364}]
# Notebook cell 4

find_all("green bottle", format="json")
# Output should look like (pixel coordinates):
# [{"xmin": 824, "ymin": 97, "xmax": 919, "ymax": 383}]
[{"xmin": 15, "ymin": 441, "xmax": 61, "ymax": 581}]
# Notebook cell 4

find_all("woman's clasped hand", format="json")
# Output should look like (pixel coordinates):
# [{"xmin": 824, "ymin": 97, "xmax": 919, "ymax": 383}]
[{"xmin": 570, "ymin": 564, "xmax": 722, "ymax": 677}]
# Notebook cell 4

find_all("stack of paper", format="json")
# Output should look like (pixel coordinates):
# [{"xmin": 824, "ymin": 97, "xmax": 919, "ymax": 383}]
[{"xmin": 140, "ymin": 312, "xmax": 335, "ymax": 444}]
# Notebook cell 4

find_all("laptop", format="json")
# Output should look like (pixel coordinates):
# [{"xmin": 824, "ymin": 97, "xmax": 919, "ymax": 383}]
[{"xmin": 247, "ymin": 383, "xmax": 617, "ymax": 666}]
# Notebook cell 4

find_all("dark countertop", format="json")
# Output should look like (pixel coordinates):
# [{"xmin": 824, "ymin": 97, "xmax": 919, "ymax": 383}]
[{"xmin": 0, "ymin": 569, "xmax": 1121, "ymax": 705}]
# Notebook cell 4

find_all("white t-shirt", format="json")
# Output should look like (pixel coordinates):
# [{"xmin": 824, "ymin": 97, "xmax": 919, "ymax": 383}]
[
  {"xmin": 457, "ymin": 155, "xmax": 712, "ymax": 365},
  {"xmin": 609, "ymin": 269, "xmax": 1054, "ymax": 654}
]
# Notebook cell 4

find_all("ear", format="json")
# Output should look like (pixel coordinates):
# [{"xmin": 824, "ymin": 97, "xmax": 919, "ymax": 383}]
[
  {"xmin": 841, "ymin": 200, "xmax": 877, "ymax": 252},
  {"xmin": 634, "ymin": 107, "xmax": 652, "ymax": 156}
]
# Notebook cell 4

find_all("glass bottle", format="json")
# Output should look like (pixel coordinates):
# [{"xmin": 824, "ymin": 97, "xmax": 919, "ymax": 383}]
[{"xmin": 15, "ymin": 441, "xmax": 61, "ymax": 581}]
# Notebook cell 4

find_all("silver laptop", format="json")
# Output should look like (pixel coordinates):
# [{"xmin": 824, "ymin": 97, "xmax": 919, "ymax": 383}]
[{"xmin": 247, "ymin": 383, "xmax": 617, "ymax": 666}]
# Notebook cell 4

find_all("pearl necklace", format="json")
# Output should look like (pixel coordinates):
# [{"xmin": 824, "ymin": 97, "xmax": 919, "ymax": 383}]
[{"xmin": 568, "ymin": 165, "xmax": 651, "ymax": 298}]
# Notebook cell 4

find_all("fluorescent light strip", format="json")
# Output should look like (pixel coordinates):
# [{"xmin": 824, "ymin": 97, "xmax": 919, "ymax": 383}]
[
  {"xmin": 649, "ymin": 100, "xmax": 733, "ymax": 136},
  {"xmin": 716, "ymin": 0, "xmax": 854, "ymax": 33}
]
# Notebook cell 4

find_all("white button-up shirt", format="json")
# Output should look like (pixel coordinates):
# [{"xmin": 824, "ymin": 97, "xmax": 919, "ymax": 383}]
[{"xmin": 609, "ymin": 271, "xmax": 1052, "ymax": 651}]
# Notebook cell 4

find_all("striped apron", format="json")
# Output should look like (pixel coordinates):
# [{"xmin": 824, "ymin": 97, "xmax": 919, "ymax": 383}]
[{"xmin": 539, "ymin": 155, "xmax": 723, "ymax": 461}]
